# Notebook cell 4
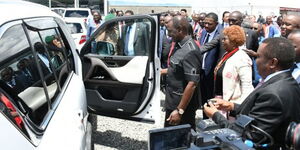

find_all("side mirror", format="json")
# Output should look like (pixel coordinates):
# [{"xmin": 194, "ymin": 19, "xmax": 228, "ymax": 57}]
[{"xmin": 92, "ymin": 41, "xmax": 115, "ymax": 56}]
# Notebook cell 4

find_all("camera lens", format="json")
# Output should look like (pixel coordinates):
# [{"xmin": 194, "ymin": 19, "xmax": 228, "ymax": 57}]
[
  {"xmin": 285, "ymin": 122, "xmax": 300, "ymax": 149},
  {"xmin": 286, "ymin": 122, "xmax": 296, "ymax": 148}
]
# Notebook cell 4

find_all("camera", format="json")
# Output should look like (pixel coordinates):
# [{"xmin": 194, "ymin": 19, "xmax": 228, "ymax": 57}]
[
  {"xmin": 149, "ymin": 115, "xmax": 258, "ymax": 150},
  {"xmin": 285, "ymin": 122, "xmax": 300, "ymax": 150}
]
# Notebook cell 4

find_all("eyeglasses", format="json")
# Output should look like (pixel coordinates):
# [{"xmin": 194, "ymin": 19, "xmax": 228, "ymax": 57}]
[{"xmin": 251, "ymin": 27, "xmax": 258, "ymax": 30}]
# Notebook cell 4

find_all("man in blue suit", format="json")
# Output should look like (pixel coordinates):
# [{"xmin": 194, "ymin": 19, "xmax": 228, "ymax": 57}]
[{"xmin": 199, "ymin": 13, "xmax": 222, "ymax": 117}]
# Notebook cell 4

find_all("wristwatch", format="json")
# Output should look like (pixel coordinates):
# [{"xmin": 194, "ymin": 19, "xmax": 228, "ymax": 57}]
[{"xmin": 176, "ymin": 108, "xmax": 184, "ymax": 115}]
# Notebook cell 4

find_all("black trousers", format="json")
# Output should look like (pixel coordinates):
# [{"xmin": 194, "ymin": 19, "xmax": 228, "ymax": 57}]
[{"xmin": 164, "ymin": 108, "xmax": 196, "ymax": 130}]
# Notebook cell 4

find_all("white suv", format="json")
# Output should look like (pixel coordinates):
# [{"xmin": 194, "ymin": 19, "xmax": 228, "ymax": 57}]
[{"xmin": 0, "ymin": 1, "xmax": 161, "ymax": 150}]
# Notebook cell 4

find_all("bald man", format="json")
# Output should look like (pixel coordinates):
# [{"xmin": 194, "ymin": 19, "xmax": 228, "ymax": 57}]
[
  {"xmin": 281, "ymin": 14, "xmax": 300, "ymax": 38},
  {"xmin": 164, "ymin": 16, "xmax": 202, "ymax": 129},
  {"xmin": 229, "ymin": 11, "xmax": 259, "ymax": 51},
  {"xmin": 265, "ymin": 16, "xmax": 280, "ymax": 38},
  {"xmin": 288, "ymin": 29, "xmax": 300, "ymax": 83}
]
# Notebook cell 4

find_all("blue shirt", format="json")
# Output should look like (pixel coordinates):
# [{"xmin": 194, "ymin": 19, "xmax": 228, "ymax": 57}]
[
  {"xmin": 292, "ymin": 63, "xmax": 300, "ymax": 83},
  {"xmin": 264, "ymin": 69, "xmax": 290, "ymax": 82},
  {"xmin": 126, "ymin": 23, "xmax": 136, "ymax": 56}
]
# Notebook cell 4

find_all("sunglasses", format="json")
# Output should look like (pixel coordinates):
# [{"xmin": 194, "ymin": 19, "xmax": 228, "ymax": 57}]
[{"xmin": 251, "ymin": 27, "xmax": 258, "ymax": 30}]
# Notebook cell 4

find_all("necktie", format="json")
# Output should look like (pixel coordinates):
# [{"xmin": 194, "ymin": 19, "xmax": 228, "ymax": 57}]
[
  {"xmin": 167, "ymin": 42, "xmax": 176, "ymax": 67},
  {"xmin": 202, "ymin": 33, "xmax": 210, "ymax": 70},
  {"xmin": 159, "ymin": 27, "xmax": 165, "ymax": 58},
  {"xmin": 255, "ymin": 79, "xmax": 264, "ymax": 89},
  {"xmin": 204, "ymin": 33, "xmax": 210, "ymax": 44},
  {"xmin": 124, "ymin": 26, "xmax": 132, "ymax": 55},
  {"xmin": 8, "ymin": 78, "xmax": 16, "ymax": 87}
]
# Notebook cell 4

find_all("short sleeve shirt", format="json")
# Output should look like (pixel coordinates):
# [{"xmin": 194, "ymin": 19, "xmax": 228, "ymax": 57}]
[{"xmin": 165, "ymin": 36, "xmax": 202, "ymax": 110}]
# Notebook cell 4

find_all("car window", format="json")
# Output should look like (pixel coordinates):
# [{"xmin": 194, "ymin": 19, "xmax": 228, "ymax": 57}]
[
  {"xmin": 0, "ymin": 18, "xmax": 75, "ymax": 143},
  {"xmin": 65, "ymin": 10, "xmax": 89, "ymax": 18},
  {"xmin": 66, "ymin": 23, "xmax": 83, "ymax": 34},
  {"xmin": 89, "ymin": 18, "xmax": 151, "ymax": 56}
]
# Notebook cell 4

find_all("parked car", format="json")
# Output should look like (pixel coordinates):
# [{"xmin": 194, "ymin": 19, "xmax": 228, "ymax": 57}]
[
  {"xmin": 63, "ymin": 8, "xmax": 92, "ymax": 20},
  {"xmin": 65, "ymin": 18, "xmax": 87, "ymax": 50},
  {"xmin": 0, "ymin": 1, "xmax": 161, "ymax": 150}
]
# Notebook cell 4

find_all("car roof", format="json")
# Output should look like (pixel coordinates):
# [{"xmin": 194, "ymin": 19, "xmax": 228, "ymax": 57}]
[{"xmin": 0, "ymin": 0, "xmax": 59, "ymax": 25}]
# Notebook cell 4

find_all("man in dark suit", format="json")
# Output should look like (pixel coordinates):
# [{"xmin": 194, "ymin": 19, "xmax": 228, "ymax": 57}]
[
  {"xmin": 118, "ymin": 10, "xmax": 149, "ymax": 56},
  {"xmin": 204, "ymin": 37, "xmax": 300, "ymax": 149},
  {"xmin": 199, "ymin": 12, "xmax": 222, "ymax": 113},
  {"xmin": 228, "ymin": 11, "xmax": 259, "ymax": 52},
  {"xmin": 1, "ymin": 67, "xmax": 26, "ymax": 94},
  {"xmin": 16, "ymin": 58, "xmax": 40, "ymax": 84},
  {"xmin": 221, "ymin": 11, "xmax": 230, "ymax": 29},
  {"xmin": 199, "ymin": 11, "xmax": 258, "ymax": 60}
]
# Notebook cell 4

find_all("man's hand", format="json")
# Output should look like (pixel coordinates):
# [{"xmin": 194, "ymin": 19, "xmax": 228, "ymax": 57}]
[
  {"xmin": 203, "ymin": 102, "xmax": 218, "ymax": 118},
  {"xmin": 160, "ymin": 68, "xmax": 168, "ymax": 75},
  {"xmin": 243, "ymin": 49, "xmax": 257, "ymax": 57},
  {"xmin": 214, "ymin": 98, "xmax": 234, "ymax": 112},
  {"xmin": 166, "ymin": 109, "xmax": 181, "ymax": 125}
]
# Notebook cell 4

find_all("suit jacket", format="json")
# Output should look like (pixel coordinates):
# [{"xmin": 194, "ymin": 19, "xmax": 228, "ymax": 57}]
[
  {"xmin": 200, "ymin": 26, "xmax": 222, "ymax": 76},
  {"xmin": 199, "ymin": 26, "xmax": 224, "ymax": 103},
  {"xmin": 243, "ymin": 28, "xmax": 259, "ymax": 52},
  {"xmin": 199, "ymin": 27, "xmax": 259, "ymax": 55},
  {"xmin": 212, "ymin": 72, "xmax": 300, "ymax": 148},
  {"xmin": 161, "ymin": 36, "xmax": 172, "ymax": 68},
  {"xmin": 118, "ymin": 22, "xmax": 149, "ymax": 56},
  {"xmin": 221, "ymin": 50, "xmax": 254, "ymax": 104}
]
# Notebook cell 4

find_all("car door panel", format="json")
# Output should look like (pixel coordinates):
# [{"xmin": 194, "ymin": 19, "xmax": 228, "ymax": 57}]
[
  {"xmin": 82, "ymin": 54, "xmax": 149, "ymax": 114},
  {"xmin": 81, "ymin": 15, "xmax": 160, "ymax": 122}
]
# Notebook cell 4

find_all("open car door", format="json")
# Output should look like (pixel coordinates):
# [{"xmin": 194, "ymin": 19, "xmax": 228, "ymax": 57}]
[{"xmin": 80, "ymin": 15, "xmax": 161, "ymax": 123}]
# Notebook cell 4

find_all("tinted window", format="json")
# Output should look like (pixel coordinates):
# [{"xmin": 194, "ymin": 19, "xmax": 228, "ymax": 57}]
[
  {"xmin": 0, "ymin": 25, "xmax": 29, "ymax": 62},
  {"xmin": 65, "ymin": 10, "xmax": 89, "ymax": 18},
  {"xmin": 0, "ymin": 18, "xmax": 75, "ymax": 142},
  {"xmin": 0, "ymin": 23, "xmax": 45, "ymax": 140}
]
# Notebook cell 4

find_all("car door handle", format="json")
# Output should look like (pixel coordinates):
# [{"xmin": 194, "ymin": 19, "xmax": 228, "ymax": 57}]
[
  {"xmin": 106, "ymin": 62, "xmax": 118, "ymax": 67},
  {"xmin": 148, "ymin": 62, "xmax": 153, "ymax": 80},
  {"xmin": 78, "ymin": 110, "xmax": 84, "ymax": 120}
]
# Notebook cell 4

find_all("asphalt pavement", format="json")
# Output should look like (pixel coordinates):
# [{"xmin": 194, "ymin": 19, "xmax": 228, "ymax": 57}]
[{"xmin": 91, "ymin": 91, "xmax": 202, "ymax": 150}]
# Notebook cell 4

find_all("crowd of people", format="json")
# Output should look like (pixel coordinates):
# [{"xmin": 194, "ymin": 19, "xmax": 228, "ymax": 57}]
[
  {"xmin": 158, "ymin": 9, "xmax": 300, "ymax": 149},
  {"xmin": 85, "ymin": 7, "xmax": 300, "ymax": 148}
]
